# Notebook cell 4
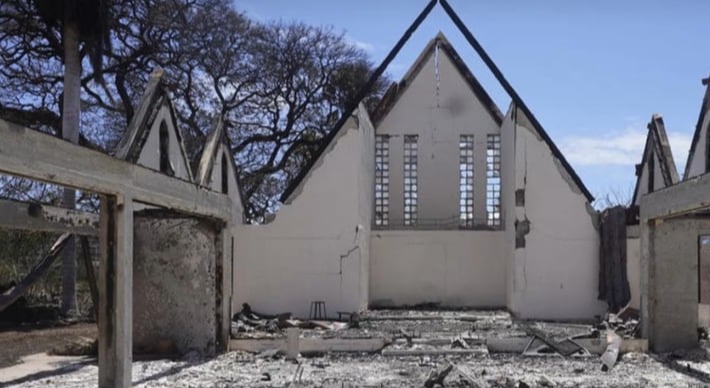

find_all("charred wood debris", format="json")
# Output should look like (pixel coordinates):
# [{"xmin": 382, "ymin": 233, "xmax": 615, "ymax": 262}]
[{"xmin": 231, "ymin": 303, "xmax": 647, "ymax": 387}]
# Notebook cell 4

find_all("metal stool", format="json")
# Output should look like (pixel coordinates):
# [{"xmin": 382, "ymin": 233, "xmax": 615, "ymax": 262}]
[{"xmin": 310, "ymin": 301, "xmax": 327, "ymax": 320}]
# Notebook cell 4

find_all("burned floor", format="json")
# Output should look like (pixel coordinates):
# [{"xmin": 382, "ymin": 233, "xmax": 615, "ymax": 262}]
[{"xmin": 3, "ymin": 308, "xmax": 710, "ymax": 387}]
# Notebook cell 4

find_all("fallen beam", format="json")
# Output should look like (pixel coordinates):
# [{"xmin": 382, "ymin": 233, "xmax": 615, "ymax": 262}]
[
  {"xmin": 0, "ymin": 119, "xmax": 231, "ymax": 221},
  {"xmin": 0, "ymin": 198, "xmax": 98, "ymax": 235},
  {"xmin": 381, "ymin": 348, "xmax": 486, "ymax": 357},
  {"xmin": 486, "ymin": 337, "xmax": 647, "ymax": 355},
  {"xmin": 363, "ymin": 315, "xmax": 482, "ymax": 322},
  {"xmin": 230, "ymin": 338, "xmax": 387, "ymax": 355},
  {"xmin": 0, "ymin": 233, "xmax": 70, "ymax": 312},
  {"xmin": 393, "ymin": 338, "xmax": 486, "ymax": 346}
]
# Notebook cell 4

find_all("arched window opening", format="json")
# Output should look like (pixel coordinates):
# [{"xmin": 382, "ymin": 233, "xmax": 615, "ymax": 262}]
[
  {"xmin": 221, "ymin": 153, "xmax": 229, "ymax": 194},
  {"xmin": 159, "ymin": 121, "xmax": 173, "ymax": 176},
  {"xmin": 648, "ymin": 151, "xmax": 655, "ymax": 193}
]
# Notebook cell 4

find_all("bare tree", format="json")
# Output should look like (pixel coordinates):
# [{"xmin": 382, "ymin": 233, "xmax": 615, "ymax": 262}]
[
  {"xmin": 0, "ymin": 0, "xmax": 389, "ymax": 225},
  {"xmin": 232, "ymin": 22, "xmax": 389, "ymax": 218},
  {"xmin": 29, "ymin": 0, "xmax": 111, "ymax": 316}
]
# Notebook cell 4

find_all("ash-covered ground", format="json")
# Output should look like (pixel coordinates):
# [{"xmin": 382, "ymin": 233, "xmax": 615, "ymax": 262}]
[{"xmin": 4, "ymin": 309, "xmax": 710, "ymax": 387}]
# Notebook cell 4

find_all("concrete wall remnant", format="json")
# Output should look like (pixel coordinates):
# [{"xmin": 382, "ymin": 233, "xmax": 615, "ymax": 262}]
[
  {"xmin": 642, "ymin": 218, "xmax": 710, "ymax": 352},
  {"xmin": 370, "ymin": 230, "xmax": 506, "ymax": 308},
  {"xmin": 233, "ymin": 106, "xmax": 374, "ymax": 318},
  {"xmin": 503, "ymin": 105, "xmax": 605, "ymax": 320},
  {"xmin": 133, "ymin": 210, "xmax": 220, "ymax": 357},
  {"xmin": 374, "ymin": 33, "xmax": 501, "ymax": 225}
]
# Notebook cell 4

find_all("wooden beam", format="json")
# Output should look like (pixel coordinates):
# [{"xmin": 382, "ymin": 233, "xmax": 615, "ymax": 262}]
[
  {"xmin": 0, "ymin": 119, "xmax": 231, "ymax": 220},
  {"xmin": 98, "ymin": 195, "xmax": 133, "ymax": 388},
  {"xmin": 0, "ymin": 198, "xmax": 98, "ymax": 235},
  {"xmin": 0, "ymin": 233, "xmax": 70, "ymax": 312},
  {"xmin": 641, "ymin": 174, "xmax": 710, "ymax": 220}
]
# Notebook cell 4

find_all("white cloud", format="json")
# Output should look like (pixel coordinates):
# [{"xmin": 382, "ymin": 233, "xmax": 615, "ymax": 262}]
[
  {"xmin": 346, "ymin": 36, "xmax": 375, "ymax": 53},
  {"xmin": 560, "ymin": 122, "xmax": 691, "ymax": 170}
]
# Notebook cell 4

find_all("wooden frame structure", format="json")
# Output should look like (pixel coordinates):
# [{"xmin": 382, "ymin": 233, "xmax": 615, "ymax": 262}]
[{"xmin": 0, "ymin": 118, "xmax": 238, "ymax": 387}]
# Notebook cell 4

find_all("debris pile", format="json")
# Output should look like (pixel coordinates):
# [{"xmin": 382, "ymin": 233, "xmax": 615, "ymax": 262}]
[
  {"xmin": 231, "ymin": 303, "xmax": 350, "ymax": 337},
  {"xmin": 604, "ymin": 307, "xmax": 640, "ymax": 339}
]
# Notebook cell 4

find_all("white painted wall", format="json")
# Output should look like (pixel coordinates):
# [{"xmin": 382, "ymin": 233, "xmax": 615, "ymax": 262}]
[
  {"xmin": 505, "ymin": 106, "xmax": 605, "ymax": 320},
  {"xmin": 136, "ymin": 104, "xmax": 192, "ymax": 181},
  {"xmin": 501, "ymin": 106, "xmax": 516, "ymax": 311},
  {"xmin": 627, "ymin": 234, "xmax": 641, "ymax": 310},
  {"xmin": 685, "ymin": 111, "xmax": 710, "ymax": 179},
  {"xmin": 376, "ymin": 43, "xmax": 500, "ymax": 225},
  {"xmin": 206, "ymin": 144, "xmax": 244, "ymax": 220},
  {"xmin": 233, "ymin": 107, "xmax": 374, "ymax": 318},
  {"xmin": 369, "ymin": 230, "xmax": 506, "ymax": 307},
  {"xmin": 633, "ymin": 147, "xmax": 669, "ymax": 205}
]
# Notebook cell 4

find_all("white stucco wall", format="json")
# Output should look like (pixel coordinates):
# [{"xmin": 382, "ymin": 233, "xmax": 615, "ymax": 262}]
[
  {"xmin": 505, "ymin": 106, "xmax": 605, "ymax": 320},
  {"xmin": 633, "ymin": 147, "xmax": 668, "ymax": 205},
  {"xmin": 369, "ymin": 230, "xmax": 506, "ymax": 307},
  {"xmin": 136, "ymin": 104, "xmax": 192, "ymax": 181},
  {"xmin": 685, "ymin": 111, "xmax": 710, "ymax": 179},
  {"xmin": 501, "ymin": 105, "xmax": 516, "ymax": 311},
  {"xmin": 626, "ymin": 233, "xmax": 641, "ymax": 310},
  {"xmin": 376, "ymin": 43, "xmax": 501, "ymax": 225},
  {"xmin": 206, "ymin": 144, "xmax": 244, "ymax": 219},
  {"xmin": 233, "ymin": 107, "xmax": 374, "ymax": 318}
]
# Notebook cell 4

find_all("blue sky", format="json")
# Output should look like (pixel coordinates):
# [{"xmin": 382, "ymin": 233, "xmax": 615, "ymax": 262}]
[{"xmin": 236, "ymin": 0, "xmax": 710, "ymax": 203}]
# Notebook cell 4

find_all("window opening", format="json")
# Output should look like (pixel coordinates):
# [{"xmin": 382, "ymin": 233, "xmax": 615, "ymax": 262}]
[{"xmin": 403, "ymin": 135, "xmax": 418, "ymax": 226}]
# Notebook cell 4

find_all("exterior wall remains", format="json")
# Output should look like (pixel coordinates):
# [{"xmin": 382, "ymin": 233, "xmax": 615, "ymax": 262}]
[
  {"xmin": 369, "ymin": 230, "xmax": 506, "ymax": 307},
  {"xmin": 504, "ymin": 106, "xmax": 605, "ymax": 320},
  {"xmin": 685, "ymin": 112, "xmax": 710, "ymax": 179},
  {"xmin": 375, "ymin": 43, "xmax": 501, "ymax": 226},
  {"xmin": 643, "ymin": 218, "xmax": 710, "ymax": 352},
  {"xmin": 626, "ymin": 227, "xmax": 641, "ymax": 310},
  {"xmin": 633, "ymin": 150, "xmax": 668, "ymax": 205},
  {"xmin": 133, "ymin": 210, "xmax": 219, "ymax": 356},
  {"xmin": 136, "ymin": 103, "xmax": 192, "ymax": 181},
  {"xmin": 233, "ymin": 107, "xmax": 374, "ymax": 318}
]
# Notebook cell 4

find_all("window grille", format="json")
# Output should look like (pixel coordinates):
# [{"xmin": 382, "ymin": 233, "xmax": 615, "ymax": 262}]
[
  {"xmin": 375, "ymin": 135, "xmax": 390, "ymax": 226},
  {"xmin": 403, "ymin": 135, "xmax": 418, "ymax": 226},
  {"xmin": 459, "ymin": 135, "xmax": 474, "ymax": 227},
  {"xmin": 487, "ymin": 134, "xmax": 501, "ymax": 227}
]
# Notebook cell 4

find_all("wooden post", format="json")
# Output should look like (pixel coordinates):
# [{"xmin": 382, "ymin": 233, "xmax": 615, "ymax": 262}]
[{"xmin": 99, "ymin": 195, "xmax": 133, "ymax": 388}]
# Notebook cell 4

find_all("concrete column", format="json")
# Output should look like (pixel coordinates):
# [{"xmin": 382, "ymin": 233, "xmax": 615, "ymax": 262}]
[
  {"xmin": 286, "ymin": 328, "xmax": 299, "ymax": 360},
  {"xmin": 98, "ymin": 195, "xmax": 133, "ymax": 388}
]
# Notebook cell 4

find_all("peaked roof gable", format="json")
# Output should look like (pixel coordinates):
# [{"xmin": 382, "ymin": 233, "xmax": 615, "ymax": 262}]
[
  {"xmin": 281, "ymin": 0, "xmax": 593, "ymax": 202},
  {"xmin": 371, "ymin": 32, "xmax": 503, "ymax": 127},
  {"xmin": 113, "ymin": 69, "xmax": 193, "ymax": 181},
  {"xmin": 631, "ymin": 114, "xmax": 679, "ymax": 206},
  {"xmin": 682, "ymin": 76, "xmax": 710, "ymax": 180},
  {"xmin": 196, "ymin": 116, "xmax": 247, "ymax": 214}
]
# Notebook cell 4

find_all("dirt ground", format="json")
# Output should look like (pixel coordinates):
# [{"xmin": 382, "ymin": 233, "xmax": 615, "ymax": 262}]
[{"xmin": 0, "ymin": 322, "xmax": 97, "ymax": 368}]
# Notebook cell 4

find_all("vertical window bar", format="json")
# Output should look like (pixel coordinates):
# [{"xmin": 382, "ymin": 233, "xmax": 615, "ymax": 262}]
[
  {"xmin": 375, "ymin": 135, "xmax": 390, "ymax": 226},
  {"xmin": 459, "ymin": 135, "xmax": 475, "ymax": 227},
  {"xmin": 403, "ymin": 135, "xmax": 418, "ymax": 226},
  {"xmin": 487, "ymin": 134, "xmax": 502, "ymax": 227}
]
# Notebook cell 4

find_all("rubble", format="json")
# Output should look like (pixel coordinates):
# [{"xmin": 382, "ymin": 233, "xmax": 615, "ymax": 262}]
[{"xmin": 7, "ymin": 309, "xmax": 708, "ymax": 387}]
